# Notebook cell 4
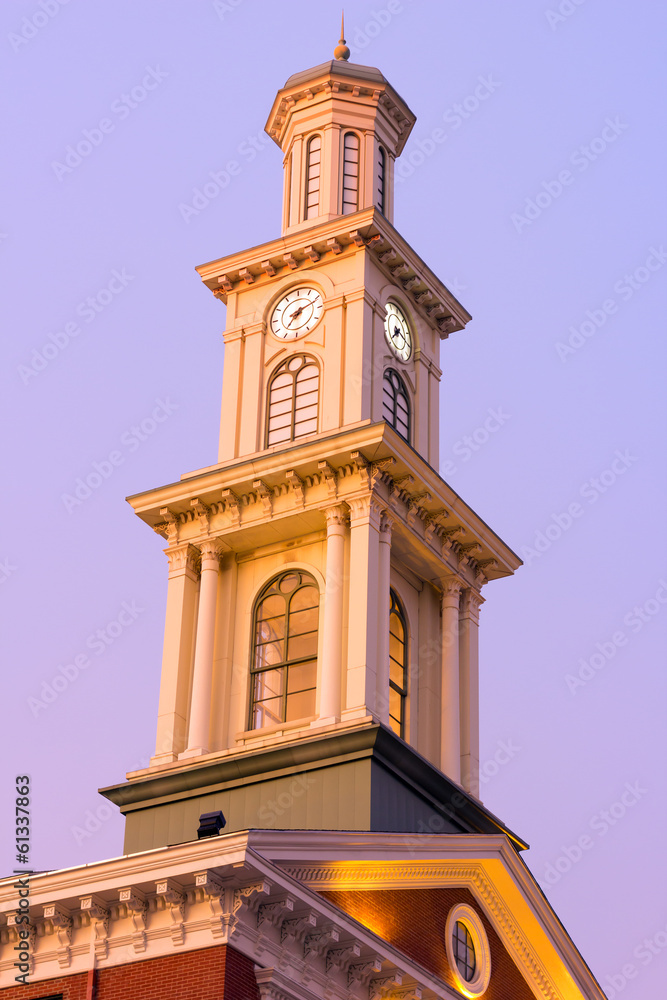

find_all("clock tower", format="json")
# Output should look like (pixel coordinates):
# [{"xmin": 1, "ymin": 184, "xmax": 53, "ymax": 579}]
[
  {"xmin": 102, "ymin": 47, "xmax": 524, "ymax": 854},
  {"xmin": 0, "ymin": 36, "xmax": 609, "ymax": 1000}
]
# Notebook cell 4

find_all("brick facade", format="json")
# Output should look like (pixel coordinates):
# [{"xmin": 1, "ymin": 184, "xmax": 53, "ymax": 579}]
[
  {"xmin": 0, "ymin": 944, "xmax": 260, "ymax": 1000},
  {"xmin": 321, "ymin": 886, "xmax": 535, "ymax": 1000}
]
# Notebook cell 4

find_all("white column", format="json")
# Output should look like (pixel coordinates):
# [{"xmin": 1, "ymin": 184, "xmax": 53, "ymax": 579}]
[
  {"xmin": 459, "ymin": 589, "xmax": 484, "ymax": 797},
  {"xmin": 184, "ymin": 538, "xmax": 223, "ymax": 755},
  {"xmin": 152, "ymin": 544, "xmax": 200, "ymax": 764},
  {"xmin": 440, "ymin": 579, "xmax": 463, "ymax": 782},
  {"xmin": 318, "ymin": 504, "xmax": 349, "ymax": 724},
  {"xmin": 376, "ymin": 512, "xmax": 393, "ymax": 726},
  {"xmin": 342, "ymin": 495, "xmax": 383, "ymax": 721}
]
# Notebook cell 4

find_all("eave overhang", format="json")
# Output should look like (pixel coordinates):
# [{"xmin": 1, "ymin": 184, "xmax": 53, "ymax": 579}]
[
  {"xmin": 195, "ymin": 207, "xmax": 472, "ymax": 338},
  {"xmin": 126, "ymin": 422, "xmax": 521, "ymax": 585}
]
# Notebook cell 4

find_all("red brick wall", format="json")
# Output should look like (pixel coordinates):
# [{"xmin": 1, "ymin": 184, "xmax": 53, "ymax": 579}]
[
  {"xmin": 321, "ymin": 886, "xmax": 535, "ymax": 1000},
  {"xmin": 0, "ymin": 945, "xmax": 260, "ymax": 1000}
]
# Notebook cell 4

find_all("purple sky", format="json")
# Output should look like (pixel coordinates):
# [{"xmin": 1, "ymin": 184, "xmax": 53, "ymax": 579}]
[{"xmin": 2, "ymin": 2, "xmax": 665, "ymax": 995}]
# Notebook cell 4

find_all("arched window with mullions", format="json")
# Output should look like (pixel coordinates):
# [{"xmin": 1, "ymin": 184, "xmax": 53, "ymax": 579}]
[
  {"xmin": 342, "ymin": 132, "xmax": 360, "ymax": 214},
  {"xmin": 382, "ymin": 369, "xmax": 410, "ymax": 441},
  {"xmin": 266, "ymin": 355, "xmax": 319, "ymax": 447},
  {"xmin": 250, "ymin": 571, "xmax": 320, "ymax": 730},
  {"xmin": 389, "ymin": 590, "xmax": 408, "ymax": 738},
  {"xmin": 304, "ymin": 135, "xmax": 322, "ymax": 220}
]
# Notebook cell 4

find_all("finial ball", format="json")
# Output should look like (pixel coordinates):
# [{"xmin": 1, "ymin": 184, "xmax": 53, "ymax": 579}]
[{"xmin": 334, "ymin": 41, "xmax": 351, "ymax": 61}]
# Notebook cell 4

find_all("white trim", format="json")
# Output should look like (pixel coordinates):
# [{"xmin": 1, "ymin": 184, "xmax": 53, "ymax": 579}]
[{"xmin": 445, "ymin": 902, "xmax": 491, "ymax": 997}]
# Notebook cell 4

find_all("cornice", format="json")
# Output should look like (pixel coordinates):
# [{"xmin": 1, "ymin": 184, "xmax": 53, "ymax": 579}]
[
  {"xmin": 127, "ymin": 423, "xmax": 521, "ymax": 583},
  {"xmin": 195, "ymin": 208, "xmax": 471, "ymax": 338}
]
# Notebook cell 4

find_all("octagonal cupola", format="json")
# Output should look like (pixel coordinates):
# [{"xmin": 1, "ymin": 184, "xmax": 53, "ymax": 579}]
[{"xmin": 265, "ymin": 44, "xmax": 416, "ymax": 235}]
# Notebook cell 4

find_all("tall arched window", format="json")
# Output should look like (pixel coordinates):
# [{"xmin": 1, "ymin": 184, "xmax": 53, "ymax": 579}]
[
  {"xmin": 377, "ymin": 146, "xmax": 386, "ymax": 214},
  {"xmin": 382, "ymin": 369, "xmax": 410, "ymax": 441},
  {"xmin": 389, "ymin": 590, "xmax": 408, "ymax": 738},
  {"xmin": 250, "ymin": 571, "xmax": 319, "ymax": 729},
  {"xmin": 342, "ymin": 132, "xmax": 360, "ymax": 214},
  {"xmin": 266, "ymin": 355, "xmax": 319, "ymax": 447},
  {"xmin": 304, "ymin": 135, "xmax": 322, "ymax": 220}
]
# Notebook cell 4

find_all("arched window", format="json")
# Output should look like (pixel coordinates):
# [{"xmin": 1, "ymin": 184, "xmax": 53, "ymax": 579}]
[
  {"xmin": 250, "ymin": 571, "xmax": 319, "ymax": 729},
  {"xmin": 382, "ymin": 369, "xmax": 410, "ymax": 441},
  {"xmin": 377, "ymin": 146, "xmax": 386, "ymax": 214},
  {"xmin": 304, "ymin": 135, "xmax": 322, "ymax": 220},
  {"xmin": 389, "ymin": 590, "xmax": 408, "ymax": 738},
  {"xmin": 266, "ymin": 355, "xmax": 319, "ymax": 447},
  {"xmin": 342, "ymin": 132, "xmax": 360, "ymax": 214}
]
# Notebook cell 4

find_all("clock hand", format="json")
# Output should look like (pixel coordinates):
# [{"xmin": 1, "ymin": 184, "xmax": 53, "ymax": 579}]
[{"xmin": 286, "ymin": 305, "xmax": 305, "ymax": 327}]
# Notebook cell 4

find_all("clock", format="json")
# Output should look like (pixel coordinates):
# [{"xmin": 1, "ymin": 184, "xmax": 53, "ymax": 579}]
[
  {"xmin": 270, "ymin": 287, "xmax": 324, "ymax": 340},
  {"xmin": 384, "ymin": 302, "xmax": 412, "ymax": 361}
]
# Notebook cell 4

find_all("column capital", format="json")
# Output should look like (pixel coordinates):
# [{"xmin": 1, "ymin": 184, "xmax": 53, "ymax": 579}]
[
  {"xmin": 348, "ymin": 493, "xmax": 385, "ymax": 531},
  {"xmin": 323, "ymin": 502, "xmax": 350, "ymax": 529},
  {"xmin": 461, "ymin": 588, "xmax": 485, "ymax": 622},
  {"xmin": 440, "ymin": 578, "xmax": 464, "ymax": 606},
  {"xmin": 198, "ymin": 537, "xmax": 229, "ymax": 570},
  {"xmin": 379, "ymin": 510, "xmax": 395, "ymax": 541},
  {"xmin": 164, "ymin": 543, "xmax": 201, "ymax": 579}
]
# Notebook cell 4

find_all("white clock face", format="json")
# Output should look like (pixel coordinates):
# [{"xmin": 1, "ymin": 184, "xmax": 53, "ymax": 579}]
[
  {"xmin": 270, "ymin": 287, "xmax": 324, "ymax": 340},
  {"xmin": 384, "ymin": 302, "xmax": 412, "ymax": 361}
]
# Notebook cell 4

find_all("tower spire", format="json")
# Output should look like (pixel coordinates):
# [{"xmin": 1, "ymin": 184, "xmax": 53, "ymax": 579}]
[{"xmin": 334, "ymin": 10, "xmax": 350, "ymax": 61}]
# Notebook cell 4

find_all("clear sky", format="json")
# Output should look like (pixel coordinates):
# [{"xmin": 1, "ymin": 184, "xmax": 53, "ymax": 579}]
[{"xmin": 1, "ymin": 1, "xmax": 665, "ymax": 996}]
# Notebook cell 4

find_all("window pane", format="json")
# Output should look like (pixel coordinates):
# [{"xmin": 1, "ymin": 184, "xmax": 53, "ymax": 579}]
[
  {"xmin": 389, "ymin": 687, "xmax": 402, "ymax": 725},
  {"xmin": 257, "ymin": 594, "xmax": 284, "ymax": 620},
  {"xmin": 255, "ymin": 640, "xmax": 284, "ymax": 669},
  {"xmin": 390, "ymin": 658, "xmax": 405, "ymax": 689},
  {"xmin": 253, "ymin": 667, "xmax": 284, "ymax": 702},
  {"xmin": 253, "ymin": 697, "xmax": 283, "ymax": 730},
  {"xmin": 285, "ymin": 688, "xmax": 316, "ymax": 721},
  {"xmin": 289, "ymin": 606, "xmax": 319, "ymax": 636},
  {"xmin": 389, "ymin": 632, "xmax": 404, "ymax": 663},
  {"xmin": 290, "ymin": 585, "xmax": 319, "ymax": 611},
  {"xmin": 288, "ymin": 631, "xmax": 318, "ymax": 660},
  {"xmin": 287, "ymin": 659, "xmax": 317, "ymax": 693},
  {"xmin": 256, "ymin": 616, "xmax": 285, "ymax": 645}
]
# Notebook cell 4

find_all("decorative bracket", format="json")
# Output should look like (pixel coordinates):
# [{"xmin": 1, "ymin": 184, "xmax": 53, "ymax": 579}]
[
  {"xmin": 369, "ymin": 973, "xmax": 404, "ymax": 999},
  {"xmin": 285, "ymin": 470, "xmax": 305, "ymax": 508},
  {"xmin": 318, "ymin": 460, "xmax": 338, "ymax": 498},
  {"xmin": 253, "ymin": 480, "xmax": 274, "ymax": 516},
  {"xmin": 304, "ymin": 245, "xmax": 320, "ymax": 262},
  {"xmin": 257, "ymin": 896, "xmax": 295, "ymax": 929},
  {"xmin": 156, "ymin": 879, "xmax": 186, "ymax": 946},
  {"xmin": 190, "ymin": 497, "xmax": 211, "ymax": 533},
  {"xmin": 80, "ymin": 895, "xmax": 110, "ymax": 961},
  {"xmin": 304, "ymin": 924, "xmax": 340, "ymax": 958},
  {"xmin": 281, "ymin": 911, "xmax": 317, "ymax": 946},
  {"xmin": 326, "ymin": 942, "xmax": 361, "ymax": 973},
  {"xmin": 118, "ymin": 888, "xmax": 148, "ymax": 954},
  {"xmin": 43, "ymin": 903, "xmax": 73, "ymax": 968},
  {"xmin": 348, "ymin": 955, "xmax": 384, "ymax": 988},
  {"xmin": 327, "ymin": 238, "xmax": 343, "ymax": 255},
  {"xmin": 221, "ymin": 488, "xmax": 241, "ymax": 527}
]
